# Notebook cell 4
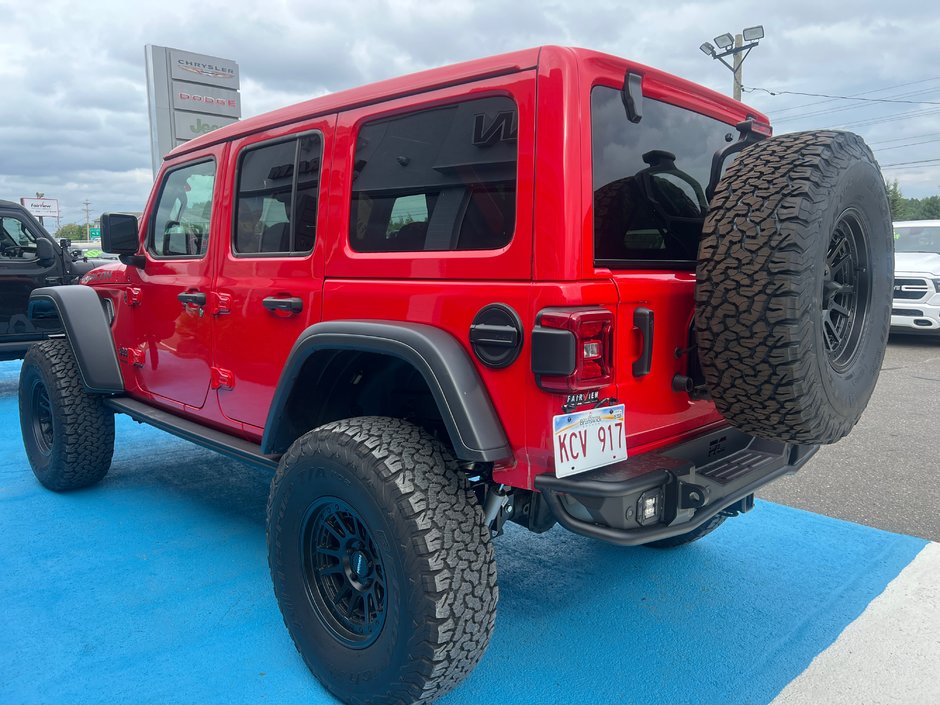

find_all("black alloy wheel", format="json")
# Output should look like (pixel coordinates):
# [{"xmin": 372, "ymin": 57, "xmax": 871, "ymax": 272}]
[
  {"xmin": 29, "ymin": 378, "xmax": 55, "ymax": 455},
  {"xmin": 301, "ymin": 497, "xmax": 387, "ymax": 649},
  {"xmin": 18, "ymin": 339, "xmax": 114, "ymax": 491},
  {"xmin": 823, "ymin": 208, "xmax": 872, "ymax": 372}
]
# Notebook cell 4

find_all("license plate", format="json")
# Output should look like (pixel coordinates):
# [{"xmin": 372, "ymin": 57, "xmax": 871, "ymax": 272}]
[{"xmin": 552, "ymin": 404, "xmax": 627, "ymax": 478}]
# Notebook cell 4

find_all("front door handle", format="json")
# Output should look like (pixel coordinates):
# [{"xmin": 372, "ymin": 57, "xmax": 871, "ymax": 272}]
[
  {"xmin": 262, "ymin": 296, "xmax": 303, "ymax": 314},
  {"xmin": 178, "ymin": 291, "xmax": 207, "ymax": 306}
]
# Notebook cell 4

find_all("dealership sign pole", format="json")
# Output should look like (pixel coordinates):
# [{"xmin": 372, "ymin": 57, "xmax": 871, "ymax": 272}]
[{"xmin": 144, "ymin": 46, "xmax": 241, "ymax": 177}]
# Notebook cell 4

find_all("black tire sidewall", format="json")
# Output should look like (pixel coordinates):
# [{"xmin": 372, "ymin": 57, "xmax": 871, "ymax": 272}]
[
  {"xmin": 19, "ymin": 350, "xmax": 61, "ymax": 482},
  {"xmin": 811, "ymin": 159, "xmax": 892, "ymax": 420},
  {"xmin": 268, "ymin": 448, "xmax": 417, "ymax": 696}
]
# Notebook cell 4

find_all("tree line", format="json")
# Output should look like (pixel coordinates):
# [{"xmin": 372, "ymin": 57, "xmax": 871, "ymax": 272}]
[{"xmin": 887, "ymin": 180, "xmax": 940, "ymax": 221}]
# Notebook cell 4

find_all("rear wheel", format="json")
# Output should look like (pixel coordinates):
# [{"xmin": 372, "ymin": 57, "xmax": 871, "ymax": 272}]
[
  {"xmin": 266, "ymin": 417, "xmax": 497, "ymax": 705},
  {"xmin": 696, "ymin": 130, "xmax": 892, "ymax": 444},
  {"xmin": 18, "ymin": 339, "xmax": 114, "ymax": 491}
]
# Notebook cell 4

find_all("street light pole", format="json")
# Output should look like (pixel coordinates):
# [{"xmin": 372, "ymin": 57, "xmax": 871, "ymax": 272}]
[{"xmin": 700, "ymin": 25, "xmax": 764, "ymax": 102}]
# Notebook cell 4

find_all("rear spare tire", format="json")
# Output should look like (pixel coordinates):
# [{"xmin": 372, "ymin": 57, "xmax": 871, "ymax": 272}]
[{"xmin": 696, "ymin": 130, "xmax": 892, "ymax": 445}]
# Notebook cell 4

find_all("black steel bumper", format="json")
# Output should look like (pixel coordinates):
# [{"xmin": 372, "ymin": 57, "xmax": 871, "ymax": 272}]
[{"xmin": 534, "ymin": 426, "xmax": 818, "ymax": 546}]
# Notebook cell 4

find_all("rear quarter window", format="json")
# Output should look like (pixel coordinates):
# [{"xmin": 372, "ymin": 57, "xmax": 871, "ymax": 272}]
[{"xmin": 349, "ymin": 96, "xmax": 518, "ymax": 253}]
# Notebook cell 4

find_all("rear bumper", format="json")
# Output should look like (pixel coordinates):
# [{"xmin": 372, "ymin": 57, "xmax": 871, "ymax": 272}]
[{"xmin": 534, "ymin": 426, "xmax": 818, "ymax": 546}]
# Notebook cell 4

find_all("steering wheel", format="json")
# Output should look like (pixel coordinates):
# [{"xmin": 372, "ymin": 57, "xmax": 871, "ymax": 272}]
[{"xmin": 0, "ymin": 243, "xmax": 23, "ymax": 258}]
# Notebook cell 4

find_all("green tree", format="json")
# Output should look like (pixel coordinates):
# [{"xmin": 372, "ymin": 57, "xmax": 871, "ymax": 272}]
[
  {"xmin": 887, "ymin": 179, "xmax": 905, "ymax": 220},
  {"xmin": 918, "ymin": 195, "xmax": 940, "ymax": 220},
  {"xmin": 55, "ymin": 223, "xmax": 85, "ymax": 241}
]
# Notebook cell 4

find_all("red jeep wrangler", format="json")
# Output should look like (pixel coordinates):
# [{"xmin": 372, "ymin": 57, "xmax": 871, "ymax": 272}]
[{"xmin": 19, "ymin": 46, "xmax": 891, "ymax": 704}]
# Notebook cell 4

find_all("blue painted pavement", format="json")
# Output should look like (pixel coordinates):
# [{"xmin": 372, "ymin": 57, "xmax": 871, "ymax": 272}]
[{"xmin": 0, "ymin": 360, "xmax": 927, "ymax": 705}]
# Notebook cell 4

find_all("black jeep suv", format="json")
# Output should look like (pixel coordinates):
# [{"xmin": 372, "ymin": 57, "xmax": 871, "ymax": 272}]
[{"xmin": 0, "ymin": 199, "xmax": 105, "ymax": 361}]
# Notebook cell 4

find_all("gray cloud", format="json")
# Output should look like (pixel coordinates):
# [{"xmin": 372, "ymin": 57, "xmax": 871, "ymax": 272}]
[{"xmin": 2, "ymin": 0, "xmax": 939, "ymax": 228}]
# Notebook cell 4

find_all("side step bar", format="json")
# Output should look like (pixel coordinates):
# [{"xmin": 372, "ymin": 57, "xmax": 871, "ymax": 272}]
[{"xmin": 104, "ymin": 397, "xmax": 280, "ymax": 471}]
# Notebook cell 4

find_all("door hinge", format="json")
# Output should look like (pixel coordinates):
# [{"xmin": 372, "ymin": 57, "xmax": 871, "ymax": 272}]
[
  {"xmin": 118, "ymin": 346, "xmax": 146, "ymax": 367},
  {"xmin": 124, "ymin": 287, "xmax": 142, "ymax": 307},
  {"xmin": 210, "ymin": 367, "xmax": 235, "ymax": 390},
  {"xmin": 208, "ymin": 292, "xmax": 232, "ymax": 316}
]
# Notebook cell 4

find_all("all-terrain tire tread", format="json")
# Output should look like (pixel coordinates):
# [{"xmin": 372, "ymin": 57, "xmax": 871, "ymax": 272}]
[
  {"xmin": 267, "ymin": 416, "xmax": 497, "ymax": 705},
  {"xmin": 20, "ymin": 339, "xmax": 114, "ymax": 490},
  {"xmin": 695, "ymin": 130, "xmax": 889, "ymax": 443}
]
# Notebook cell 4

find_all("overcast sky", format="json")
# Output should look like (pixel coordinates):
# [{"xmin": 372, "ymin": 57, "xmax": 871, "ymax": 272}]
[{"xmin": 2, "ymin": 0, "xmax": 939, "ymax": 230}]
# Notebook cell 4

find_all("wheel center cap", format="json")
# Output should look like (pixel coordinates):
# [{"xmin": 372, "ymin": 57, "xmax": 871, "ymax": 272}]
[{"xmin": 350, "ymin": 550, "xmax": 369, "ymax": 578}]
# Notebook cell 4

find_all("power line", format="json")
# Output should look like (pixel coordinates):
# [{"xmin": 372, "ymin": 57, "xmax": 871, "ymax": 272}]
[
  {"xmin": 880, "ymin": 158, "xmax": 940, "ymax": 169},
  {"xmin": 868, "ymin": 131, "xmax": 940, "ymax": 146},
  {"xmin": 830, "ymin": 106, "xmax": 940, "ymax": 129},
  {"xmin": 750, "ymin": 76, "xmax": 940, "ymax": 115},
  {"xmin": 745, "ymin": 85, "xmax": 940, "ymax": 106},
  {"xmin": 873, "ymin": 137, "xmax": 940, "ymax": 152},
  {"xmin": 771, "ymin": 87, "xmax": 940, "ymax": 124}
]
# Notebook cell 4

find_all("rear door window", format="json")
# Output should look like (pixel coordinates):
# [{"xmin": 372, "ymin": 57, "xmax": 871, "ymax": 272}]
[
  {"xmin": 591, "ymin": 86, "xmax": 734, "ymax": 267},
  {"xmin": 350, "ymin": 96, "xmax": 518, "ymax": 252},
  {"xmin": 234, "ymin": 133, "xmax": 322, "ymax": 256}
]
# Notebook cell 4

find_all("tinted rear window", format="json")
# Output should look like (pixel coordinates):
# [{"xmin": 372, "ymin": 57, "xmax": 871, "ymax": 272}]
[{"xmin": 591, "ymin": 86, "xmax": 734, "ymax": 266}]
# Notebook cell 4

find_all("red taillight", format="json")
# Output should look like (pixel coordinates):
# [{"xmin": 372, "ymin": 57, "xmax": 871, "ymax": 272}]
[{"xmin": 536, "ymin": 308, "xmax": 614, "ymax": 392}]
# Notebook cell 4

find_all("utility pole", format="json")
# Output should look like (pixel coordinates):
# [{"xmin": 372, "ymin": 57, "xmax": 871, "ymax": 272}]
[
  {"xmin": 83, "ymin": 200, "xmax": 92, "ymax": 241},
  {"xmin": 700, "ymin": 26, "xmax": 764, "ymax": 101}
]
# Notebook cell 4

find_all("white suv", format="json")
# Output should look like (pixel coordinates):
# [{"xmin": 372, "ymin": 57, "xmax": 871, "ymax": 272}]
[{"xmin": 892, "ymin": 220, "xmax": 940, "ymax": 335}]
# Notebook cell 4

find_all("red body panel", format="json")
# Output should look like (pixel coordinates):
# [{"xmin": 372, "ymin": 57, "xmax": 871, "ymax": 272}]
[{"xmin": 87, "ymin": 46, "xmax": 769, "ymax": 489}]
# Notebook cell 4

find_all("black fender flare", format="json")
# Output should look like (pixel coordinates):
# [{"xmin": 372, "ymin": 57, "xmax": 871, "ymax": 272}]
[
  {"xmin": 261, "ymin": 320, "xmax": 512, "ymax": 463},
  {"xmin": 28, "ymin": 286, "xmax": 123, "ymax": 394}
]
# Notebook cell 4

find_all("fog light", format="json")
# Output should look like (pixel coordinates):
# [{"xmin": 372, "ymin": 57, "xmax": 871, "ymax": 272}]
[{"xmin": 637, "ymin": 489, "xmax": 663, "ymax": 526}]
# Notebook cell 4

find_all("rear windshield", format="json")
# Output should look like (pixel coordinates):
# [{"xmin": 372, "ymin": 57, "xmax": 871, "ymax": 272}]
[
  {"xmin": 591, "ymin": 85, "xmax": 735, "ymax": 267},
  {"xmin": 894, "ymin": 225, "xmax": 940, "ymax": 253}
]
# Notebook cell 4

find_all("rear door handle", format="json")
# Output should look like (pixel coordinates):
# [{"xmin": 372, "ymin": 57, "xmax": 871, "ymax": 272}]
[
  {"xmin": 178, "ymin": 291, "xmax": 206, "ymax": 306},
  {"xmin": 262, "ymin": 296, "xmax": 303, "ymax": 314}
]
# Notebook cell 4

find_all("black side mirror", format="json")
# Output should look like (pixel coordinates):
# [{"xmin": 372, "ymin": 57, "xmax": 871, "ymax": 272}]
[
  {"xmin": 101, "ymin": 212, "xmax": 144, "ymax": 267},
  {"xmin": 36, "ymin": 238, "xmax": 55, "ymax": 266},
  {"xmin": 101, "ymin": 213, "xmax": 139, "ymax": 254}
]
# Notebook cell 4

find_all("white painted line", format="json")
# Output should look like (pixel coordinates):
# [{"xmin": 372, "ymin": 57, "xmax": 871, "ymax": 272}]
[{"xmin": 771, "ymin": 541, "xmax": 940, "ymax": 705}]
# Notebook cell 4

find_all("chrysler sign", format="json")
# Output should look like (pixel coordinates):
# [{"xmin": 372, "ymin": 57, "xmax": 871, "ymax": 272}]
[{"xmin": 145, "ymin": 45, "xmax": 242, "ymax": 175}]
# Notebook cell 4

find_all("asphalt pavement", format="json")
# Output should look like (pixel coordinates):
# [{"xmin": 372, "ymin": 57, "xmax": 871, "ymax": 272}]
[{"xmin": 758, "ymin": 334, "xmax": 940, "ymax": 541}]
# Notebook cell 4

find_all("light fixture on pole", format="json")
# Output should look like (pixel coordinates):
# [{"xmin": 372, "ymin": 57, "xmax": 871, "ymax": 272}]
[{"xmin": 700, "ymin": 25, "xmax": 764, "ymax": 101}]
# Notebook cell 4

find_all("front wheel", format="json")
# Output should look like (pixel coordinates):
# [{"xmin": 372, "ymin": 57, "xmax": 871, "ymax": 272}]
[
  {"xmin": 266, "ymin": 417, "xmax": 497, "ymax": 705},
  {"xmin": 18, "ymin": 339, "xmax": 114, "ymax": 491}
]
